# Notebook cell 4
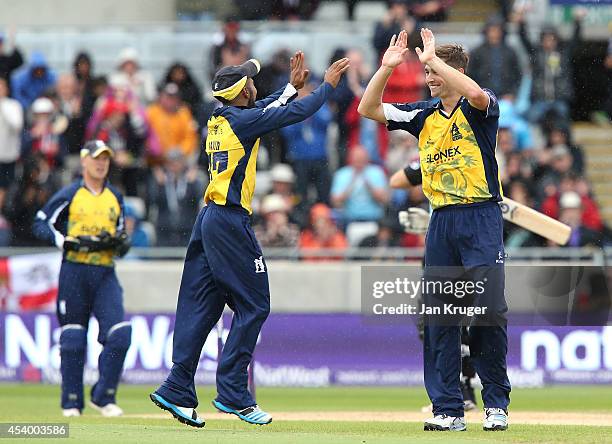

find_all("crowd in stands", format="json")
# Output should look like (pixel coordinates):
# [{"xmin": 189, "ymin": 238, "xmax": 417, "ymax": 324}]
[{"xmin": 0, "ymin": 1, "xmax": 609, "ymax": 258}]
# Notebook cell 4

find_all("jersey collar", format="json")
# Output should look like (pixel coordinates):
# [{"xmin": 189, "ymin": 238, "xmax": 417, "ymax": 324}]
[
  {"xmin": 435, "ymin": 97, "xmax": 464, "ymax": 119},
  {"xmin": 79, "ymin": 177, "xmax": 108, "ymax": 196}
]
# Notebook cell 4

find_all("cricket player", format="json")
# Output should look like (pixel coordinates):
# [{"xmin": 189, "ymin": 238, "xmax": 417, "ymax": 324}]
[
  {"xmin": 33, "ymin": 140, "xmax": 132, "ymax": 417},
  {"xmin": 359, "ymin": 29, "xmax": 511, "ymax": 431},
  {"xmin": 151, "ymin": 53, "xmax": 349, "ymax": 427},
  {"xmin": 391, "ymin": 163, "xmax": 479, "ymax": 413}
]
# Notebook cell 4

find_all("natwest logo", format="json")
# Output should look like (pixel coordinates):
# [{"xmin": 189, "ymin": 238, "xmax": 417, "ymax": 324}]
[
  {"xmin": 425, "ymin": 147, "xmax": 461, "ymax": 163},
  {"xmin": 521, "ymin": 327, "xmax": 612, "ymax": 371}
]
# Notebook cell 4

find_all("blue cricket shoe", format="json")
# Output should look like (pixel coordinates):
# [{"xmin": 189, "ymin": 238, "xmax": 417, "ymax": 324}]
[
  {"xmin": 149, "ymin": 392, "xmax": 205, "ymax": 428},
  {"xmin": 212, "ymin": 399, "xmax": 273, "ymax": 425}
]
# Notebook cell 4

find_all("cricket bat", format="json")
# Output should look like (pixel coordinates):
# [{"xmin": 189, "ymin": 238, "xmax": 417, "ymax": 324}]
[{"xmin": 499, "ymin": 198, "xmax": 572, "ymax": 245}]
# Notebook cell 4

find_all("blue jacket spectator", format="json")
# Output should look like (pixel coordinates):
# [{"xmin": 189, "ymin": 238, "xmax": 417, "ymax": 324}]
[
  {"xmin": 11, "ymin": 51, "xmax": 56, "ymax": 109},
  {"xmin": 498, "ymin": 99, "xmax": 533, "ymax": 152},
  {"xmin": 281, "ymin": 89, "xmax": 332, "ymax": 206},
  {"xmin": 331, "ymin": 146, "xmax": 389, "ymax": 224}
]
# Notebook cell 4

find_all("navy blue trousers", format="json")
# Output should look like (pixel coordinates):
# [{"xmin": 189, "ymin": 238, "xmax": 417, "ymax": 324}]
[
  {"xmin": 423, "ymin": 202, "xmax": 511, "ymax": 417},
  {"xmin": 157, "ymin": 203, "xmax": 270, "ymax": 410},
  {"xmin": 57, "ymin": 261, "xmax": 131, "ymax": 409}
]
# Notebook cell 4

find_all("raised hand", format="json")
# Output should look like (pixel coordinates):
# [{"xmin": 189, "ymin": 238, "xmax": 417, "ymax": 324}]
[
  {"xmin": 415, "ymin": 28, "xmax": 436, "ymax": 64},
  {"xmin": 381, "ymin": 29, "xmax": 410, "ymax": 69},
  {"xmin": 290, "ymin": 51, "xmax": 310, "ymax": 90},
  {"xmin": 323, "ymin": 57, "xmax": 350, "ymax": 88}
]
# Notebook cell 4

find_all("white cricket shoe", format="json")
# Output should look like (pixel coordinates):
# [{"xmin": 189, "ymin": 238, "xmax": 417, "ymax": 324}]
[
  {"xmin": 483, "ymin": 408, "xmax": 508, "ymax": 431},
  {"xmin": 62, "ymin": 408, "xmax": 81, "ymax": 417},
  {"xmin": 424, "ymin": 414, "xmax": 467, "ymax": 431},
  {"xmin": 89, "ymin": 401, "xmax": 124, "ymax": 417}
]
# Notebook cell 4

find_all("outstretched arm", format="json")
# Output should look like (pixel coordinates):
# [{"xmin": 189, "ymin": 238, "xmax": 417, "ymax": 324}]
[
  {"xmin": 416, "ymin": 28, "xmax": 489, "ymax": 111},
  {"xmin": 358, "ymin": 30, "xmax": 411, "ymax": 123},
  {"xmin": 242, "ymin": 58, "xmax": 349, "ymax": 139}
]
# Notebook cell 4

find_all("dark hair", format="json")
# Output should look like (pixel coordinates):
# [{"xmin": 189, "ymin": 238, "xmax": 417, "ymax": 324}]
[
  {"xmin": 560, "ymin": 171, "xmax": 579, "ymax": 183},
  {"xmin": 329, "ymin": 48, "xmax": 346, "ymax": 65},
  {"xmin": 435, "ymin": 44, "xmax": 469, "ymax": 70}
]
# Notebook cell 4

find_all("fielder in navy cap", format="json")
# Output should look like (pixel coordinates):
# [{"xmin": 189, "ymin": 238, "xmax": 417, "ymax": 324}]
[
  {"xmin": 151, "ymin": 50, "xmax": 349, "ymax": 428},
  {"xmin": 212, "ymin": 58, "xmax": 261, "ymax": 103}
]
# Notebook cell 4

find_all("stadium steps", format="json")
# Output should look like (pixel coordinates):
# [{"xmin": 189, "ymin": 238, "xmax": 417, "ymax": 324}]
[
  {"xmin": 314, "ymin": 0, "xmax": 498, "ymax": 23},
  {"xmin": 573, "ymin": 124, "xmax": 612, "ymax": 226},
  {"xmin": 447, "ymin": 0, "xmax": 498, "ymax": 22}
]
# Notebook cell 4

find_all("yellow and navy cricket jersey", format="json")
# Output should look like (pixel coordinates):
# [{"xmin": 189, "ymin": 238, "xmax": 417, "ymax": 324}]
[
  {"xmin": 33, "ymin": 180, "xmax": 125, "ymax": 266},
  {"xmin": 383, "ymin": 89, "xmax": 502, "ymax": 209},
  {"xmin": 204, "ymin": 82, "xmax": 334, "ymax": 214}
]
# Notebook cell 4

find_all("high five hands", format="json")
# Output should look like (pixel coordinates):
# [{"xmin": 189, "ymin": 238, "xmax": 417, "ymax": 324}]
[
  {"xmin": 415, "ymin": 28, "xmax": 436, "ymax": 64},
  {"xmin": 290, "ymin": 50, "xmax": 350, "ymax": 89},
  {"xmin": 382, "ymin": 30, "xmax": 410, "ymax": 69},
  {"xmin": 290, "ymin": 51, "xmax": 310, "ymax": 90},
  {"xmin": 382, "ymin": 28, "xmax": 437, "ymax": 69}
]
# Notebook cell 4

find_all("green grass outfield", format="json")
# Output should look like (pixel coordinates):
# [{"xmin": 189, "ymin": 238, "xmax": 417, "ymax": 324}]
[{"xmin": 1, "ymin": 384, "xmax": 611, "ymax": 443}]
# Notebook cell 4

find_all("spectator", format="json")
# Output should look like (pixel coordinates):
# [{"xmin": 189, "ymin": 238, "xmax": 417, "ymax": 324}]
[
  {"xmin": 328, "ymin": 48, "xmax": 354, "ymax": 166},
  {"xmin": 0, "ymin": 77, "xmax": 22, "ymax": 210},
  {"xmin": 605, "ymin": 38, "xmax": 612, "ymax": 119},
  {"xmin": 342, "ymin": 49, "xmax": 382, "ymax": 162},
  {"xmin": 281, "ymin": 78, "xmax": 332, "ymax": 206},
  {"xmin": 72, "ymin": 52, "xmax": 96, "ymax": 130},
  {"xmin": 55, "ymin": 73, "xmax": 87, "ymax": 154},
  {"xmin": 468, "ymin": 14, "xmax": 521, "ymax": 99},
  {"xmin": 109, "ymin": 47, "xmax": 156, "ymax": 104},
  {"xmin": 345, "ymin": 0, "xmax": 359, "ymax": 20},
  {"xmin": 73, "ymin": 52, "xmax": 95, "ymax": 100},
  {"xmin": 253, "ymin": 49, "xmax": 291, "ymax": 164},
  {"xmin": 88, "ymin": 95, "xmax": 150, "ymax": 196},
  {"xmin": 254, "ymin": 49, "xmax": 290, "ymax": 99},
  {"xmin": 558, "ymin": 191, "xmax": 602, "ymax": 247},
  {"xmin": 22, "ymin": 97, "xmax": 67, "ymax": 169},
  {"xmin": 0, "ymin": 29, "xmax": 23, "ymax": 84},
  {"xmin": 124, "ymin": 203, "xmax": 151, "ymax": 248},
  {"xmin": 533, "ymin": 144, "xmax": 573, "ymax": 203},
  {"xmin": 331, "ymin": 146, "xmax": 389, "ymax": 224},
  {"xmin": 385, "ymin": 132, "xmax": 418, "ymax": 185},
  {"xmin": 541, "ymin": 173, "xmax": 603, "ymax": 233},
  {"xmin": 11, "ymin": 51, "xmax": 56, "ymax": 110},
  {"xmin": 504, "ymin": 180, "xmax": 546, "ymax": 247},
  {"xmin": 209, "ymin": 17, "xmax": 250, "ymax": 82},
  {"xmin": 299, "ymin": 203, "xmax": 348, "ymax": 260},
  {"xmin": 516, "ymin": 8, "xmax": 585, "ymax": 124},
  {"xmin": 4, "ymin": 153, "xmax": 60, "ymax": 246},
  {"xmin": 545, "ymin": 124, "xmax": 584, "ymax": 175},
  {"xmin": 410, "ymin": 0, "xmax": 453, "ymax": 22},
  {"xmin": 269, "ymin": 163, "xmax": 299, "ymax": 215},
  {"xmin": 372, "ymin": 1, "xmax": 415, "ymax": 59},
  {"xmin": 254, "ymin": 194, "xmax": 300, "ymax": 248},
  {"xmin": 147, "ymin": 83, "xmax": 198, "ymax": 160},
  {"xmin": 237, "ymin": 0, "xmax": 273, "ymax": 20},
  {"xmin": 162, "ymin": 62, "xmax": 203, "ymax": 120},
  {"xmin": 270, "ymin": 0, "xmax": 320, "ymax": 20},
  {"xmin": 498, "ymin": 99, "xmax": 533, "ymax": 152},
  {"xmin": 358, "ymin": 217, "xmax": 400, "ymax": 248},
  {"xmin": 148, "ymin": 149, "xmax": 202, "ymax": 246},
  {"xmin": 91, "ymin": 75, "xmax": 108, "ymax": 103}
]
